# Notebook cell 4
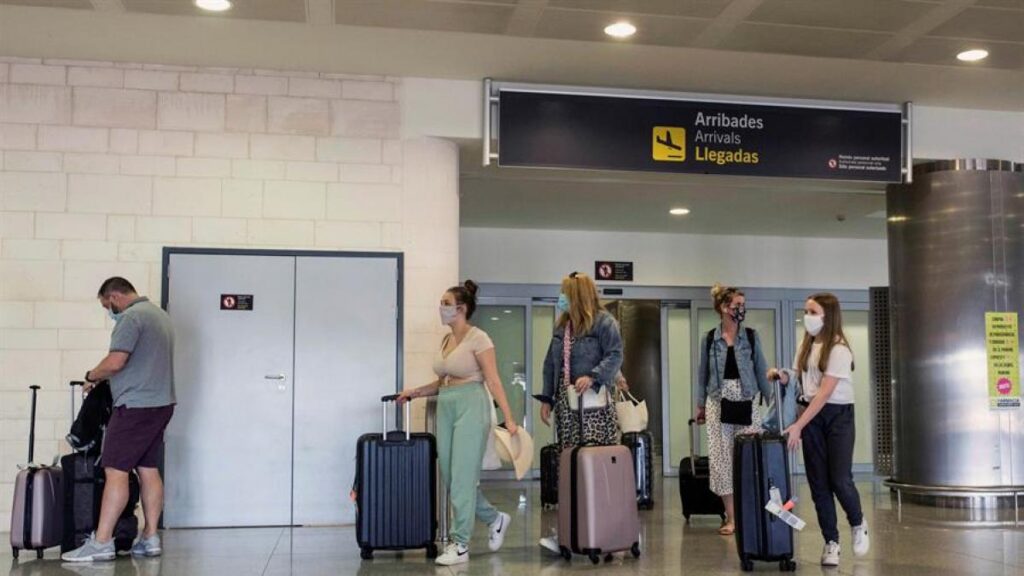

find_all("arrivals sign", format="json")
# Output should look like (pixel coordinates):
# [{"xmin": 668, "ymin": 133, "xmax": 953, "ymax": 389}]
[
  {"xmin": 494, "ymin": 89, "xmax": 906, "ymax": 182},
  {"xmin": 985, "ymin": 312, "xmax": 1020, "ymax": 410}
]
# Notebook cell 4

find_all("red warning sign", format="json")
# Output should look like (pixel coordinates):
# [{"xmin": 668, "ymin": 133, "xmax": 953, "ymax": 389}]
[{"xmin": 220, "ymin": 294, "xmax": 254, "ymax": 311}]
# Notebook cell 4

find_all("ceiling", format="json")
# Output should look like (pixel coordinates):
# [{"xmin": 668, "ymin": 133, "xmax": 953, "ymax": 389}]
[
  {"xmin": 2, "ymin": 1, "xmax": 1018, "ymax": 239},
  {"xmin": 5, "ymin": 0, "xmax": 1022, "ymax": 70},
  {"xmin": 457, "ymin": 142, "xmax": 889, "ymax": 238}
]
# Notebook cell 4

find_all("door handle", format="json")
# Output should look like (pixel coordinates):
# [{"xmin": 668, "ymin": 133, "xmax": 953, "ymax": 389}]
[{"xmin": 264, "ymin": 374, "xmax": 286, "ymax": 381}]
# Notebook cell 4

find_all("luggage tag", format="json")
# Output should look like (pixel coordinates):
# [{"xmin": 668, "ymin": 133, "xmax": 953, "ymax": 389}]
[{"xmin": 766, "ymin": 485, "xmax": 806, "ymax": 530}]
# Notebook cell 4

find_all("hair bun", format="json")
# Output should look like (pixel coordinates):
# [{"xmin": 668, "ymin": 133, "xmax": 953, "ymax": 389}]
[
  {"xmin": 710, "ymin": 282, "xmax": 725, "ymax": 299},
  {"xmin": 463, "ymin": 279, "xmax": 479, "ymax": 297}
]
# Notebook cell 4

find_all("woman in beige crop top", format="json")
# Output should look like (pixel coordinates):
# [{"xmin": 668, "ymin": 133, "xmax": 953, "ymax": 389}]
[{"xmin": 397, "ymin": 280, "xmax": 518, "ymax": 567}]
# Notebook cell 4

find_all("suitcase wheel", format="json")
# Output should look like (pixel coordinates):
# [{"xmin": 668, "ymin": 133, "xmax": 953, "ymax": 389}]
[
  {"xmin": 683, "ymin": 513, "xmax": 691, "ymax": 523},
  {"xmin": 780, "ymin": 559, "xmax": 797, "ymax": 572},
  {"xmin": 588, "ymin": 552, "xmax": 600, "ymax": 565},
  {"xmin": 37, "ymin": 549, "xmax": 44, "ymax": 560},
  {"xmin": 631, "ymin": 542, "xmax": 641, "ymax": 558},
  {"xmin": 360, "ymin": 547, "xmax": 373, "ymax": 560},
  {"xmin": 604, "ymin": 553, "xmax": 614, "ymax": 563},
  {"xmin": 426, "ymin": 544, "xmax": 438, "ymax": 559},
  {"xmin": 12, "ymin": 547, "xmax": 18, "ymax": 559},
  {"xmin": 559, "ymin": 546, "xmax": 572, "ymax": 562},
  {"xmin": 741, "ymin": 555, "xmax": 754, "ymax": 572}
]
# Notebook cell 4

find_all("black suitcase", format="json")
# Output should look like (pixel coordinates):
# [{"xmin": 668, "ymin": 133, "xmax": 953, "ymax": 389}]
[
  {"xmin": 679, "ymin": 419, "xmax": 725, "ymax": 522},
  {"xmin": 621, "ymin": 431, "xmax": 654, "ymax": 510},
  {"xmin": 734, "ymin": 380, "xmax": 796, "ymax": 572},
  {"xmin": 540, "ymin": 443, "xmax": 560, "ymax": 510},
  {"xmin": 355, "ymin": 395, "xmax": 437, "ymax": 560},
  {"xmin": 61, "ymin": 381, "xmax": 139, "ymax": 554},
  {"xmin": 60, "ymin": 452, "xmax": 139, "ymax": 553}
]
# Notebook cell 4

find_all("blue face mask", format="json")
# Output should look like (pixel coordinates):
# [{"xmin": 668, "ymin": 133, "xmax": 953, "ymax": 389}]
[
  {"xmin": 556, "ymin": 293, "xmax": 570, "ymax": 315},
  {"xmin": 107, "ymin": 305, "xmax": 122, "ymax": 322}
]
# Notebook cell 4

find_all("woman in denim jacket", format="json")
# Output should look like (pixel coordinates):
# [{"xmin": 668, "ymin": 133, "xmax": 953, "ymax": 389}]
[
  {"xmin": 536, "ymin": 272, "xmax": 623, "ymax": 554},
  {"xmin": 696, "ymin": 284, "xmax": 773, "ymax": 536}
]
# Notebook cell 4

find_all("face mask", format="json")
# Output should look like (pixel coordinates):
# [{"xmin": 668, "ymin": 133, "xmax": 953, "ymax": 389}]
[
  {"xmin": 439, "ymin": 305, "xmax": 459, "ymax": 326},
  {"xmin": 556, "ymin": 294, "xmax": 570, "ymax": 316},
  {"xmin": 107, "ymin": 303, "xmax": 122, "ymax": 322},
  {"xmin": 804, "ymin": 314, "xmax": 825, "ymax": 336},
  {"xmin": 730, "ymin": 306, "xmax": 746, "ymax": 324}
]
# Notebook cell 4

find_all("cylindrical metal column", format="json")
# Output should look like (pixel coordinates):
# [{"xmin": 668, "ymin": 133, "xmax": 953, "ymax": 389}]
[{"xmin": 887, "ymin": 160, "xmax": 1024, "ymax": 500}]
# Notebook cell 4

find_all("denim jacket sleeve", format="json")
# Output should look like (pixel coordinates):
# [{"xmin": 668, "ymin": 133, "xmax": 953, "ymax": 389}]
[
  {"xmin": 589, "ymin": 313, "xmax": 623, "ymax": 391},
  {"xmin": 752, "ymin": 330, "xmax": 773, "ymax": 401},
  {"xmin": 541, "ymin": 335, "xmax": 555, "ymax": 405},
  {"xmin": 697, "ymin": 330, "xmax": 710, "ymax": 408}
]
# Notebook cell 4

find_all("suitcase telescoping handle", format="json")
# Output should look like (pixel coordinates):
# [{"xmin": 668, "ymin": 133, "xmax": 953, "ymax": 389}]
[
  {"xmin": 380, "ymin": 394, "xmax": 411, "ymax": 441},
  {"xmin": 27, "ymin": 385, "xmax": 41, "ymax": 464},
  {"xmin": 70, "ymin": 380, "xmax": 85, "ymax": 422},
  {"xmin": 768, "ymin": 374, "xmax": 786, "ymax": 438},
  {"xmin": 687, "ymin": 418, "xmax": 699, "ymax": 477}
]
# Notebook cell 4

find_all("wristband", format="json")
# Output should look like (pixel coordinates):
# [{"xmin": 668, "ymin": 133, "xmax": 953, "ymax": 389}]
[{"xmin": 84, "ymin": 371, "xmax": 97, "ymax": 384}]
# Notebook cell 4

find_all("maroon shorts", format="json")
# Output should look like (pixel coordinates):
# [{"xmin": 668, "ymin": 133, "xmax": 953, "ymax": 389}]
[{"xmin": 102, "ymin": 405, "xmax": 175, "ymax": 473}]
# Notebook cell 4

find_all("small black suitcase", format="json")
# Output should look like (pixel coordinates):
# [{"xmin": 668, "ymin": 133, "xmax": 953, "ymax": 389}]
[
  {"xmin": 679, "ymin": 419, "xmax": 726, "ymax": 522},
  {"xmin": 540, "ymin": 443, "xmax": 560, "ymax": 510},
  {"xmin": 734, "ymin": 380, "xmax": 796, "ymax": 572},
  {"xmin": 621, "ymin": 430, "xmax": 654, "ymax": 510},
  {"xmin": 61, "ymin": 381, "xmax": 139, "ymax": 554},
  {"xmin": 355, "ymin": 395, "xmax": 437, "ymax": 560},
  {"xmin": 60, "ymin": 451, "xmax": 139, "ymax": 554}
]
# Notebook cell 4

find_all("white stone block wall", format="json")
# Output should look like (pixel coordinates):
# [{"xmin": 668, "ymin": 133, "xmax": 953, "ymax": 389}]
[{"xmin": 0, "ymin": 57, "xmax": 459, "ymax": 528}]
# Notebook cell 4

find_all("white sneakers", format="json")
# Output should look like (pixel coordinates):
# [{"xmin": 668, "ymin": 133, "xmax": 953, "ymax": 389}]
[
  {"xmin": 538, "ymin": 535, "xmax": 560, "ymax": 555},
  {"xmin": 821, "ymin": 541, "xmax": 841, "ymax": 567},
  {"xmin": 852, "ymin": 519, "xmax": 870, "ymax": 557},
  {"xmin": 435, "ymin": 542, "xmax": 470, "ymax": 566},
  {"xmin": 820, "ymin": 519, "xmax": 868, "ymax": 567},
  {"xmin": 488, "ymin": 512, "xmax": 511, "ymax": 552},
  {"xmin": 436, "ymin": 511, "xmax": 512, "ymax": 566}
]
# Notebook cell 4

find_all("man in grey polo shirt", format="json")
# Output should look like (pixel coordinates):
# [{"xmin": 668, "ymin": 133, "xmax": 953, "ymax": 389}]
[{"xmin": 63, "ymin": 277, "xmax": 176, "ymax": 562}]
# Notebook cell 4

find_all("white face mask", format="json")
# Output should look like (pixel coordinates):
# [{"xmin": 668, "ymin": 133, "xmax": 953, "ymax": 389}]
[
  {"xmin": 804, "ymin": 314, "xmax": 825, "ymax": 336},
  {"xmin": 439, "ymin": 305, "xmax": 459, "ymax": 326}
]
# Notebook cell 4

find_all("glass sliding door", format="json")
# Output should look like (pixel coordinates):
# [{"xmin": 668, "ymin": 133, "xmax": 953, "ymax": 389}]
[
  {"xmin": 530, "ymin": 303, "xmax": 556, "ymax": 476},
  {"xmin": 661, "ymin": 303, "xmax": 692, "ymax": 475},
  {"xmin": 475, "ymin": 301, "xmax": 528, "ymax": 478}
]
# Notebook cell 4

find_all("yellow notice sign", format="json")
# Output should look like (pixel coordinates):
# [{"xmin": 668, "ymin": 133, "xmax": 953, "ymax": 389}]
[
  {"xmin": 652, "ymin": 126, "xmax": 686, "ymax": 162},
  {"xmin": 986, "ymin": 312, "xmax": 1021, "ymax": 410}
]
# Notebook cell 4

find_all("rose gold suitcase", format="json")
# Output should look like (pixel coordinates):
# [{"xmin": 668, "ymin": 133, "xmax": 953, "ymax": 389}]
[
  {"xmin": 10, "ymin": 385, "xmax": 64, "ymax": 560},
  {"xmin": 556, "ymin": 393, "xmax": 641, "ymax": 564}
]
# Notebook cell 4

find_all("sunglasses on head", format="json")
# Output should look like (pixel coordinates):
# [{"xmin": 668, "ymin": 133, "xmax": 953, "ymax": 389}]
[{"xmin": 569, "ymin": 271, "xmax": 580, "ymax": 279}]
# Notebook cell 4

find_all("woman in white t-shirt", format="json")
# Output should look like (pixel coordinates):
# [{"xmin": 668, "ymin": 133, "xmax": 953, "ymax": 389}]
[
  {"xmin": 768, "ymin": 293, "xmax": 869, "ymax": 568},
  {"xmin": 398, "ymin": 280, "xmax": 518, "ymax": 567}
]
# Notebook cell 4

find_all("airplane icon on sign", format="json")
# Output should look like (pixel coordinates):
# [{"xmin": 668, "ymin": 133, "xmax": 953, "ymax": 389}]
[
  {"xmin": 655, "ymin": 131, "xmax": 682, "ymax": 151},
  {"xmin": 652, "ymin": 126, "xmax": 686, "ymax": 162}
]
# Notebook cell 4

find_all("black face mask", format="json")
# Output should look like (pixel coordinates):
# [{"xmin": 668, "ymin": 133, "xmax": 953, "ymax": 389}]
[{"xmin": 730, "ymin": 306, "xmax": 746, "ymax": 324}]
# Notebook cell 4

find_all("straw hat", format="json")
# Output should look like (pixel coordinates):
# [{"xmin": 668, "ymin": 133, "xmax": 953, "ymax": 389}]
[{"xmin": 492, "ymin": 426, "xmax": 534, "ymax": 480}]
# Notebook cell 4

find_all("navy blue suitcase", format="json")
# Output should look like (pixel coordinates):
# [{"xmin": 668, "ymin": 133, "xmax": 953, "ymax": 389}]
[
  {"xmin": 733, "ymin": 381, "xmax": 796, "ymax": 572},
  {"xmin": 355, "ymin": 395, "xmax": 437, "ymax": 560},
  {"xmin": 621, "ymin": 430, "xmax": 654, "ymax": 510}
]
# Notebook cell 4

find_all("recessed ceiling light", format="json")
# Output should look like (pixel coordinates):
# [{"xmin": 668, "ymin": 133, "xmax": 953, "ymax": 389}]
[
  {"xmin": 604, "ymin": 21, "xmax": 637, "ymax": 39},
  {"xmin": 490, "ymin": 317, "xmax": 500, "ymax": 321},
  {"xmin": 503, "ymin": 310, "xmax": 512, "ymax": 314},
  {"xmin": 957, "ymin": 49, "xmax": 988, "ymax": 62},
  {"xmin": 195, "ymin": 0, "xmax": 232, "ymax": 12},
  {"xmin": 669, "ymin": 207, "xmax": 691, "ymax": 216}
]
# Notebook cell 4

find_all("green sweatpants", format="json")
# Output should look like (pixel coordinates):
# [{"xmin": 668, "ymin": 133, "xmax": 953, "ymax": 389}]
[{"xmin": 437, "ymin": 382, "xmax": 500, "ymax": 545}]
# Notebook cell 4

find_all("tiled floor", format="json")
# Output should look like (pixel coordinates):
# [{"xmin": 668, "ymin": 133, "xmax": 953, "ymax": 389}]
[{"xmin": 4, "ymin": 475, "xmax": 1023, "ymax": 575}]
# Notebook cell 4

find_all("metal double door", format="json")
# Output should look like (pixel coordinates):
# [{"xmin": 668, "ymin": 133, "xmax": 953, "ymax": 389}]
[{"xmin": 163, "ymin": 251, "xmax": 399, "ymax": 527}]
